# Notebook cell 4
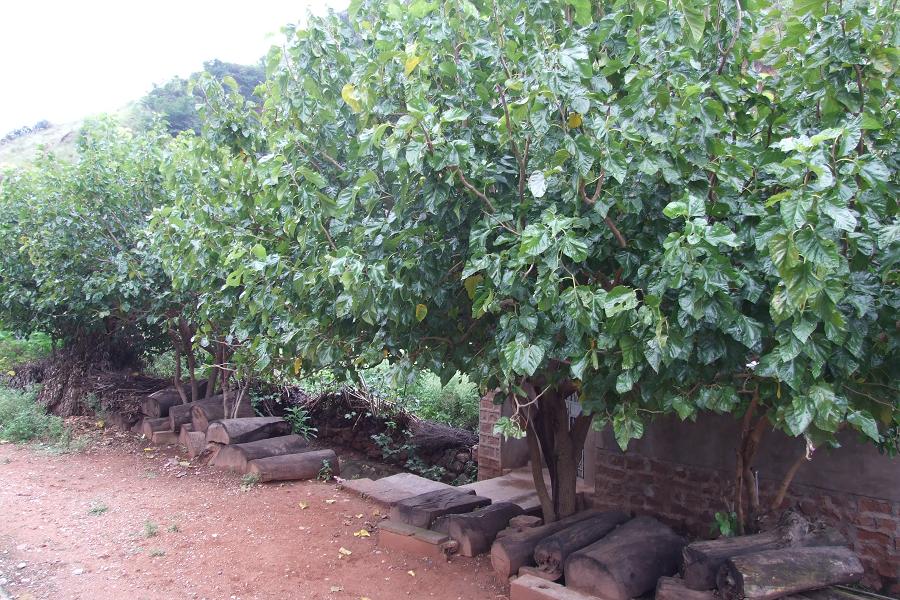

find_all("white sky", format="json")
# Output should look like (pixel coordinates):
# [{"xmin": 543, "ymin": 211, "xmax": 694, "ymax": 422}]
[{"xmin": 0, "ymin": 0, "xmax": 349, "ymax": 134}]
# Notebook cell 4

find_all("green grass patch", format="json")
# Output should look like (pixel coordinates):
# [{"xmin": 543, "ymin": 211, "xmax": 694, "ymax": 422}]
[
  {"xmin": 0, "ymin": 386, "xmax": 65, "ymax": 443},
  {"xmin": 0, "ymin": 330, "xmax": 51, "ymax": 373}
]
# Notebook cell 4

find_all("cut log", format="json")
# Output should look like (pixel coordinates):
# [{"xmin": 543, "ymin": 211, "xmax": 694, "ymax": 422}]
[
  {"xmin": 167, "ymin": 394, "xmax": 252, "ymax": 433},
  {"xmin": 533, "ymin": 510, "xmax": 630, "ymax": 576},
  {"xmin": 431, "ymin": 502, "xmax": 524, "ymax": 557},
  {"xmin": 141, "ymin": 394, "xmax": 183, "ymax": 419},
  {"xmin": 178, "ymin": 427, "xmax": 206, "ymax": 459},
  {"xmin": 656, "ymin": 576, "xmax": 717, "ymax": 600},
  {"xmin": 205, "ymin": 417, "xmax": 291, "ymax": 445},
  {"xmin": 151, "ymin": 430, "xmax": 179, "ymax": 445},
  {"xmin": 564, "ymin": 516, "xmax": 686, "ymax": 600},
  {"xmin": 210, "ymin": 434, "xmax": 312, "ymax": 473},
  {"xmin": 246, "ymin": 449, "xmax": 339, "ymax": 482},
  {"xmin": 191, "ymin": 400, "xmax": 260, "ymax": 433},
  {"xmin": 141, "ymin": 417, "xmax": 172, "ymax": 438},
  {"xmin": 390, "ymin": 488, "xmax": 491, "ymax": 529},
  {"xmin": 717, "ymin": 546, "xmax": 864, "ymax": 600},
  {"xmin": 490, "ymin": 509, "xmax": 607, "ymax": 579},
  {"xmin": 682, "ymin": 511, "xmax": 811, "ymax": 590}
]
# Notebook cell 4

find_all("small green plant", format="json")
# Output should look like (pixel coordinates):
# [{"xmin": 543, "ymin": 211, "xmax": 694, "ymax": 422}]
[
  {"xmin": 167, "ymin": 523, "xmax": 179, "ymax": 533},
  {"xmin": 148, "ymin": 548, "xmax": 165, "ymax": 557},
  {"xmin": 0, "ymin": 386, "xmax": 65, "ymax": 443},
  {"xmin": 317, "ymin": 459, "xmax": 334, "ymax": 482},
  {"xmin": 88, "ymin": 502, "xmax": 108, "ymax": 516},
  {"xmin": 284, "ymin": 405, "xmax": 317, "ymax": 439},
  {"xmin": 144, "ymin": 520, "xmax": 159, "ymax": 538},
  {"xmin": 240, "ymin": 473, "xmax": 260, "ymax": 491},
  {"xmin": 711, "ymin": 511, "xmax": 738, "ymax": 538}
]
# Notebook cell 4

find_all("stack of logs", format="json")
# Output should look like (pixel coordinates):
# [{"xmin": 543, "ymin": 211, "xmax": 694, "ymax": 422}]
[
  {"xmin": 659, "ymin": 512, "xmax": 867, "ymax": 600},
  {"xmin": 132, "ymin": 387, "xmax": 339, "ymax": 483},
  {"xmin": 425, "ymin": 504, "xmax": 870, "ymax": 600}
]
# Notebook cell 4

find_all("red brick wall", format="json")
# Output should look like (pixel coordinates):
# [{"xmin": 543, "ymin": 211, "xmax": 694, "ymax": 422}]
[
  {"xmin": 477, "ymin": 395, "xmax": 502, "ymax": 480},
  {"xmin": 589, "ymin": 449, "xmax": 900, "ymax": 594}
]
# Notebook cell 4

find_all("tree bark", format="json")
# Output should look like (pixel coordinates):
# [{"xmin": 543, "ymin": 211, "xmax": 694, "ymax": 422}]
[
  {"xmin": 771, "ymin": 447, "xmax": 811, "ymax": 512},
  {"xmin": 171, "ymin": 336, "xmax": 188, "ymax": 404},
  {"xmin": 177, "ymin": 318, "xmax": 199, "ymax": 402},
  {"xmin": 717, "ymin": 547, "xmax": 864, "ymax": 600},
  {"xmin": 656, "ymin": 577, "xmax": 717, "ymax": 600},
  {"xmin": 431, "ymin": 502, "xmax": 524, "ymax": 557},
  {"xmin": 210, "ymin": 434, "xmax": 312, "ymax": 473}
]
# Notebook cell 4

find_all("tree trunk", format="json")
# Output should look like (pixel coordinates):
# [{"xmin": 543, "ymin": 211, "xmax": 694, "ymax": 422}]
[
  {"xmin": 489, "ymin": 509, "xmax": 605, "ymax": 579},
  {"xmin": 171, "ymin": 339, "xmax": 188, "ymax": 404},
  {"xmin": 246, "ymin": 449, "xmax": 339, "ymax": 482},
  {"xmin": 522, "ymin": 382, "xmax": 591, "ymax": 524},
  {"xmin": 656, "ymin": 577, "xmax": 717, "ymax": 600},
  {"xmin": 533, "ymin": 511, "xmax": 630, "ymax": 576},
  {"xmin": 205, "ymin": 416, "xmax": 291, "ymax": 445},
  {"xmin": 431, "ymin": 502, "xmax": 524, "ymax": 557},
  {"xmin": 177, "ymin": 319, "xmax": 199, "ymax": 403},
  {"xmin": 564, "ymin": 516, "xmax": 686, "ymax": 600},
  {"xmin": 141, "ymin": 417, "xmax": 172, "ymax": 437},
  {"xmin": 717, "ymin": 547, "xmax": 864, "ymax": 600},
  {"xmin": 682, "ymin": 511, "xmax": 810, "ymax": 590},
  {"xmin": 210, "ymin": 434, "xmax": 312, "ymax": 472}
]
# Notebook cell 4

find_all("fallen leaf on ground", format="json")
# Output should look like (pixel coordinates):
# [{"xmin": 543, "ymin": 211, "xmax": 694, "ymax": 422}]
[
  {"xmin": 407, "ymin": 570, "xmax": 415, "ymax": 577},
  {"xmin": 325, "ymin": 499, "xmax": 336, "ymax": 504},
  {"xmin": 339, "ymin": 547, "xmax": 352, "ymax": 556},
  {"xmin": 353, "ymin": 529, "xmax": 370, "ymax": 538},
  {"xmin": 298, "ymin": 502, "xmax": 308, "ymax": 510}
]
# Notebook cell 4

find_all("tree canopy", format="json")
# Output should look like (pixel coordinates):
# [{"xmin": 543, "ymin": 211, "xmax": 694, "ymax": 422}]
[{"xmin": 1, "ymin": 0, "xmax": 897, "ymax": 522}]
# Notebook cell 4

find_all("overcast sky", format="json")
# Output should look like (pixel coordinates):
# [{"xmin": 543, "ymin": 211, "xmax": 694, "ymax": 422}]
[{"xmin": 0, "ymin": 0, "xmax": 349, "ymax": 134}]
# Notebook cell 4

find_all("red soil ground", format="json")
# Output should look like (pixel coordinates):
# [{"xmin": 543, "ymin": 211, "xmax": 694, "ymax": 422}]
[{"xmin": 0, "ymin": 428, "xmax": 507, "ymax": 600}]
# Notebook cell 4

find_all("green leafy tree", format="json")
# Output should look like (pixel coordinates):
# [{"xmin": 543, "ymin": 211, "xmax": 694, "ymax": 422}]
[{"xmin": 150, "ymin": 0, "xmax": 897, "ymax": 523}]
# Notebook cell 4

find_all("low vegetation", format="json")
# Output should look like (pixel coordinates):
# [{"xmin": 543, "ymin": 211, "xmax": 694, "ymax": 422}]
[{"xmin": 0, "ymin": 386, "xmax": 64, "ymax": 443}]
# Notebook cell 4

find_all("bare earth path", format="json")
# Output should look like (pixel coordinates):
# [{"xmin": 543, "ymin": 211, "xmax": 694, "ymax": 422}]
[{"xmin": 0, "ymin": 432, "xmax": 506, "ymax": 600}]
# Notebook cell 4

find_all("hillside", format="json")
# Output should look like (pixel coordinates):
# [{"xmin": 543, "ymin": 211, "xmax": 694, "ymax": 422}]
[{"xmin": 0, "ymin": 119, "xmax": 82, "ymax": 170}]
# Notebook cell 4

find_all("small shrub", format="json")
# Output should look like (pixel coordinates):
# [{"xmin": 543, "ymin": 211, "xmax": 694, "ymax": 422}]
[
  {"xmin": 711, "ymin": 511, "xmax": 738, "ymax": 538},
  {"xmin": 88, "ymin": 502, "xmax": 108, "ymax": 516},
  {"xmin": 148, "ymin": 548, "xmax": 165, "ymax": 557},
  {"xmin": 144, "ymin": 521, "xmax": 159, "ymax": 538},
  {"xmin": 0, "ymin": 331, "xmax": 51, "ymax": 373},
  {"xmin": 317, "ymin": 459, "xmax": 334, "ymax": 482},
  {"xmin": 167, "ymin": 523, "xmax": 179, "ymax": 533},
  {"xmin": 0, "ymin": 386, "xmax": 65, "ymax": 443},
  {"xmin": 240, "ymin": 473, "xmax": 260, "ymax": 491},
  {"xmin": 284, "ymin": 406, "xmax": 317, "ymax": 439}
]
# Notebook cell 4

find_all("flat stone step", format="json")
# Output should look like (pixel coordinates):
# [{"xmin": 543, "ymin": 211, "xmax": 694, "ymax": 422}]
[
  {"xmin": 390, "ymin": 488, "xmax": 491, "ymax": 529},
  {"xmin": 378, "ymin": 519, "xmax": 449, "ymax": 560},
  {"xmin": 511, "ymin": 574, "xmax": 598, "ymax": 600},
  {"xmin": 459, "ymin": 467, "xmax": 592, "ymax": 512},
  {"xmin": 339, "ymin": 473, "xmax": 457, "ymax": 507}
]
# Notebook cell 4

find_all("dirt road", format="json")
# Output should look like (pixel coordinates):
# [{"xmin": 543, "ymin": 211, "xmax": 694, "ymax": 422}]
[{"xmin": 0, "ymin": 432, "xmax": 506, "ymax": 600}]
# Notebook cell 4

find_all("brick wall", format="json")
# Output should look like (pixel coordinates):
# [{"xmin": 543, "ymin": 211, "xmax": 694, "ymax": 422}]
[
  {"xmin": 477, "ymin": 395, "xmax": 502, "ymax": 480},
  {"xmin": 590, "ymin": 449, "xmax": 900, "ymax": 594}
]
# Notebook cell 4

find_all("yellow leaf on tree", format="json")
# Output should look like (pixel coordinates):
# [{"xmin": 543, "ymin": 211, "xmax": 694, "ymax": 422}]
[
  {"xmin": 404, "ymin": 55, "xmax": 422, "ymax": 76},
  {"xmin": 341, "ymin": 83, "xmax": 363, "ymax": 113},
  {"xmin": 415, "ymin": 303, "xmax": 428, "ymax": 322},
  {"xmin": 464, "ymin": 274, "xmax": 483, "ymax": 300},
  {"xmin": 567, "ymin": 112, "xmax": 583, "ymax": 128}
]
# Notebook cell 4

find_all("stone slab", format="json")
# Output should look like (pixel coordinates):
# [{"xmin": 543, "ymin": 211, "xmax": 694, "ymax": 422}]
[
  {"xmin": 378, "ymin": 519, "xmax": 449, "ymax": 560},
  {"xmin": 339, "ymin": 472, "xmax": 457, "ymax": 507},
  {"xmin": 151, "ymin": 430, "xmax": 179, "ymax": 445},
  {"xmin": 510, "ymin": 575, "xmax": 598, "ymax": 600},
  {"xmin": 390, "ymin": 488, "xmax": 491, "ymax": 529},
  {"xmin": 461, "ymin": 468, "xmax": 593, "ymax": 513}
]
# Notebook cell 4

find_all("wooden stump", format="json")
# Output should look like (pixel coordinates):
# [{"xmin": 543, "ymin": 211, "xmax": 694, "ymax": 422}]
[
  {"xmin": 390, "ymin": 488, "xmax": 491, "ymax": 529},
  {"xmin": 210, "ymin": 434, "xmax": 312, "ymax": 473},
  {"xmin": 717, "ymin": 546, "xmax": 864, "ymax": 600},
  {"xmin": 141, "ymin": 417, "xmax": 172, "ymax": 438},
  {"xmin": 533, "ymin": 511, "xmax": 630, "ymax": 578},
  {"xmin": 656, "ymin": 576, "xmax": 717, "ymax": 600},
  {"xmin": 246, "ymin": 449, "xmax": 339, "ymax": 482},
  {"xmin": 431, "ymin": 502, "xmax": 524, "ymax": 557},
  {"xmin": 682, "ymin": 511, "xmax": 811, "ymax": 590},
  {"xmin": 178, "ymin": 426, "xmax": 206, "ymax": 459},
  {"xmin": 490, "ymin": 509, "xmax": 607, "ymax": 579},
  {"xmin": 563, "ymin": 516, "xmax": 686, "ymax": 600},
  {"xmin": 151, "ymin": 430, "xmax": 179, "ymax": 445},
  {"xmin": 191, "ymin": 401, "xmax": 259, "ymax": 433},
  {"xmin": 205, "ymin": 417, "xmax": 291, "ymax": 445}
]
